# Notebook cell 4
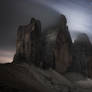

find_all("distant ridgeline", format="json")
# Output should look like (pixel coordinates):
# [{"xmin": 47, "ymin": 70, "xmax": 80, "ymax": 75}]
[{"xmin": 13, "ymin": 15, "xmax": 92, "ymax": 77}]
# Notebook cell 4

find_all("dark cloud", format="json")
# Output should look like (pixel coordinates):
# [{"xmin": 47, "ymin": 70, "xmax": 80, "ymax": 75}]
[
  {"xmin": 0, "ymin": 0, "xmax": 92, "ymax": 63},
  {"xmin": 0, "ymin": 0, "xmax": 60, "ymax": 51},
  {"xmin": 33, "ymin": 0, "xmax": 92, "ymax": 41}
]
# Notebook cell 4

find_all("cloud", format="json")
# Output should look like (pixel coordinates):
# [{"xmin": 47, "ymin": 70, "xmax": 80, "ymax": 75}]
[
  {"xmin": 0, "ymin": 0, "xmax": 92, "ymax": 63},
  {"xmin": 0, "ymin": 50, "xmax": 14, "ymax": 63}
]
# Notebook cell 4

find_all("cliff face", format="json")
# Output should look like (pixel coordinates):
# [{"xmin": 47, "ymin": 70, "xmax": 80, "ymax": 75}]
[
  {"xmin": 55, "ymin": 15, "xmax": 72, "ymax": 74},
  {"xmin": 69, "ymin": 33, "xmax": 92, "ymax": 76},
  {"xmin": 13, "ymin": 18, "xmax": 42, "ymax": 65}
]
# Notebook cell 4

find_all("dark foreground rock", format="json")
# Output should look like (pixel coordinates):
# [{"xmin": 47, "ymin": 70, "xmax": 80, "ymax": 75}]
[
  {"xmin": 13, "ymin": 18, "xmax": 42, "ymax": 66},
  {"xmin": 43, "ymin": 15, "xmax": 72, "ymax": 73},
  {"xmin": 0, "ymin": 63, "xmax": 92, "ymax": 92},
  {"xmin": 0, "ymin": 63, "xmax": 73, "ymax": 92}
]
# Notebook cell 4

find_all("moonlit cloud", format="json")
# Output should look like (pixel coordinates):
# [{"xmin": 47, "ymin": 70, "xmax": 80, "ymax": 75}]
[
  {"xmin": 33, "ymin": 0, "xmax": 92, "ymax": 41},
  {"xmin": 0, "ymin": 56, "xmax": 12, "ymax": 63}
]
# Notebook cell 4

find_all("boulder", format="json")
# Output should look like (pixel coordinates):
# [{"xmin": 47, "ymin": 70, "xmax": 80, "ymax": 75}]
[
  {"xmin": 65, "ymin": 72, "xmax": 87, "ymax": 82},
  {"xmin": 13, "ymin": 15, "xmax": 72, "ymax": 72},
  {"xmin": 42, "ymin": 15, "xmax": 72, "ymax": 72}
]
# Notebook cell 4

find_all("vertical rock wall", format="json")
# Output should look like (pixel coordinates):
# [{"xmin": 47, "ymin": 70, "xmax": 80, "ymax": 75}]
[
  {"xmin": 69, "ymin": 33, "xmax": 92, "ymax": 76},
  {"xmin": 13, "ymin": 18, "xmax": 42, "ymax": 65},
  {"xmin": 55, "ymin": 15, "xmax": 72, "ymax": 74},
  {"xmin": 13, "ymin": 16, "xmax": 73, "ymax": 73}
]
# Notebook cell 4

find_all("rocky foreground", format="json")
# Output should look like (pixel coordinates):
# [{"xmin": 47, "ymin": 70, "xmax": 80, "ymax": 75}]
[{"xmin": 0, "ymin": 63, "xmax": 92, "ymax": 92}]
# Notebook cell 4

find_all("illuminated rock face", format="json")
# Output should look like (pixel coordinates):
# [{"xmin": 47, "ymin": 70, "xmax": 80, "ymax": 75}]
[{"xmin": 13, "ymin": 18, "xmax": 42, "ymax": 65}]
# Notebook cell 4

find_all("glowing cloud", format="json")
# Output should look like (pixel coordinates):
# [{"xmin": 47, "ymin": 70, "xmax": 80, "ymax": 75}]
[{"xmin": 0, "ymin": 50, "xmax": 14, "ymax": 63}]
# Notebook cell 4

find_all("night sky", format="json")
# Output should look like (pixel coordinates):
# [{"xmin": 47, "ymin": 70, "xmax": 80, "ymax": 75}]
[{"xmin": 0, "ymin": 0, "xmax": 92, "ymax": 63}]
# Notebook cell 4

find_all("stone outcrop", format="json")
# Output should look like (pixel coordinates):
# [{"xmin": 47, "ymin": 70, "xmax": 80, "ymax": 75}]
[
  {"xmin": 42, "ymin": 15, "xmax": 72, "ymax": 73},
  {"xmin": 13, "ymin": 15, "xmax": 72, "ymax": 72},
  {"xmin": 13, "ymin": 18, "xmax": 42, "ymax": 66},
  {"xmin": 54, "ymin": 15, "xmax": 72, "ymax": 74},
  {"xmin": 1, "ymin": 63, "xmax": 92, "ymax": 92},
  {"xmin": 69, "ymin": 33, "xmax": 92, "ymax": 76}
]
